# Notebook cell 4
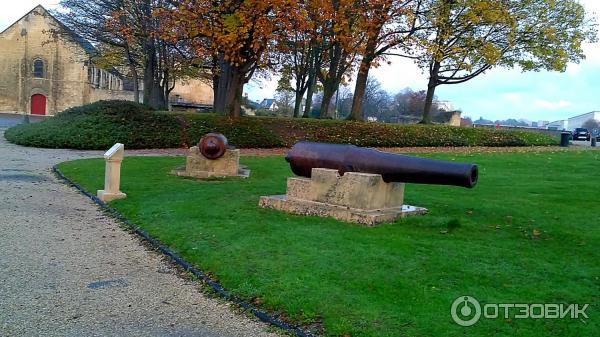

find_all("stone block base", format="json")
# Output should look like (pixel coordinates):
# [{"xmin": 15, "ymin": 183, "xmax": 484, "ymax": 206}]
[
  {"xmin": 172, "ymin": 166, "xmax": 250, "ymax": 179},
  {"xmin": 259, "ymin": 195, "xmax": 427, "ymax": 226},
  {"xmin": 171, "ymin": 147, "xmax": 250, "ymax": 179},
  {"xmin": 97, "ymin": 190, "xmax": 127, "ymax": 202},
  {"xmin": 258, "ymin": 168, "xmax": 427, "ymax": 226}
]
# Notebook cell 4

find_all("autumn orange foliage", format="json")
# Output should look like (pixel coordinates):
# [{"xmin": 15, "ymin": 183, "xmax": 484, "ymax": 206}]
[{"xmin": 158, "ymin": 0, "xmax": 311, "ymax": 116}]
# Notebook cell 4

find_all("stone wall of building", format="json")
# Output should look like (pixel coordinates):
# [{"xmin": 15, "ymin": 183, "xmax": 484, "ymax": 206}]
[
  {"xmin": 0, "ymin": 6, "xmax": 134, "ymax": 115},
  {"xmin": 170, "ymin": 79, "xmax": 213, "ymax": 105},
  {"xmin": 1, "ymin": 6, "xmax": 215, "ymax": 116},
  {"xmin": 89, "ymin": 88, "xmax": 135, "ymax": 103}
]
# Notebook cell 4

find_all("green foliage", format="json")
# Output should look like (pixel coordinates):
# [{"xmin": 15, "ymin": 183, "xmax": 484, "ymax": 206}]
[
  {"xmin": 4, "ymin": 101, "xmax": 182, "ymax": 150},
  {"xmin": 58, "ymin": 152, "xmax": 600, "ymax": 336},
  {"xmin": 253, "ymin": 109, "xmax": 279, "ymax": 117},
  {"xmin": 418, "ymin": 0, "xmax": 596, "ymax": 80},
  {"xmin": 5, "ymin": 101, "xmax": 558, "ymax": 149}
]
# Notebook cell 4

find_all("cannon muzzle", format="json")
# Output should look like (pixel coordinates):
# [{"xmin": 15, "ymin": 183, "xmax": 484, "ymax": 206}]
[
  {"xmin": 285, "ymin": 142, "xmax": 478, "ymax": 188},
  {"xmin": 199, "ymin": 133, "xmax": 229, "ymax": 159}
]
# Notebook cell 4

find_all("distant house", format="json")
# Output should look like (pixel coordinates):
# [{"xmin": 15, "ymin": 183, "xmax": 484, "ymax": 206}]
[
  {"xmin": 460, "ymin": 118, "xmax": 473, "ymax": 127},
  {"xmin": 537, "ymin": 120, "xmax": 550, "ymax": 128},
  {"xmin": 546, "ymin": 120, "xmax": 569, "ymax": 131},
  {"xmin": 259, "ymin": 98, "xmax": 278, "ymax": 111}
]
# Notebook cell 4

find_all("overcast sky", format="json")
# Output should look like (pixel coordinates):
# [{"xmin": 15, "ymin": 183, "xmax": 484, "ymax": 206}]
[{"xmin": 2, "ymin": 1, "xmax": 598, "ymax": 122}]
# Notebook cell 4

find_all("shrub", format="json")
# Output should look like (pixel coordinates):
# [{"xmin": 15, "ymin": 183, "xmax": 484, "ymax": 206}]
[
  {"xmin": 4, "ymin": 102, "xmax": 559, "ymax": 149},
  {"xmin": 5, "ymin": 100, "xmax": 183, "ymax": 149}
]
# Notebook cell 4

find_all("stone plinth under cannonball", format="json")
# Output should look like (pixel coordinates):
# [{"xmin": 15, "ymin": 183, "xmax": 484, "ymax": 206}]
[
  {"xmin": 172, "ymin": 146, "xmax": 250, "ymax": 179},
  {"xmin": 259, "ymin": 168, "xmax": 427, "ymax": 226}
]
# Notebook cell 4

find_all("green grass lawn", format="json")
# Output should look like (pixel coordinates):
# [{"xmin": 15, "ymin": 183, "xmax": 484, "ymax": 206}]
[{"xmin": 57, "ymin": 151, "xmax": 599, "ymax": 337}]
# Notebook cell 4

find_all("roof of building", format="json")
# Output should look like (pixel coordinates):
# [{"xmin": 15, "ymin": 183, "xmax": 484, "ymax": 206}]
[
  {"xmin": 245, "ymin": 100, "xmax": 261, "ymax": 110},
  {"xmin": 259, "ymin": 98, "xmax": 276, "ymax": 108},
  {"xmin": 548, "ymin": 111, "xmax": 600, "ymax": 125},
  {"xmin": 0, "ymin": 5, "xmax": 96, "ymax": 55},
  {"xmin": 566, "ymin": 111, "xmax": 600, "ymax": 120}
]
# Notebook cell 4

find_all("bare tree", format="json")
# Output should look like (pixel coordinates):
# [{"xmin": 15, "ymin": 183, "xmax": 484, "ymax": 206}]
[
  {"xmin": 274, "ymin": 89, "xmax": 295, "ymax": 117},
  {"xmin": 56, "ymin": 0, "xmax": 205, "ymax": 109},
  {"xmin": 582, "ymin": 119, "xmax": 600, "ymax": 131}
]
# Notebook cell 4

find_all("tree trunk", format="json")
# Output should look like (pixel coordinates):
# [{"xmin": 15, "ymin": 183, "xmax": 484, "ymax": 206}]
[
  {"xmin": 212, "ymin": 54, "xmax": 220, "ymax": 105},
  {"xmin": 349, "ymin": 60, "xmax": 371, "ymax": 121},
  {"xmin": 319, "ymin": 88, "xmax": 335, "ymax": 119},
  {"xmin": 125, "ymin": 46, "xmax": 140, "ymax": 104},
  {"xmin": 142, "ymin": 40, "xmax": 167, "ymax": 110},
  {"xmin": 318, "ymin": 41, "xmax": 344, "ymax": 119},
  {"xmin": 214, "ymin": 55, "xmax": 244, "ymax": 117},
  {"xmin": 319, "ymin": 76, "xmax": 336, "ymax": 119},
  {"xmin": 349, "ymin": 31, "xmax": 379, "ymax": 121},
  {"xmin": 293, "ymin": 73, "xmax": 309, "ymax": 118},
  {"xmin": 303, "ymin": 81, "xmax": 314, "ymax": 118},
  {"xmin": 143, "ymin": 72, "xmax": 167, "ymax": 109},
  {"xmin": 303, "ymin": 66, "xmax": 316, "ymax": 118},
  {"xmin": 131, "ymin": 66, "xmax": 140, "ymax": 103},
  {"xmin": 293, "ymin": 91, "xmax": 304, "ymax": 118},
  {"xmin": 421, "ymin": 61, "xmax": 441, "ymax": 124}
]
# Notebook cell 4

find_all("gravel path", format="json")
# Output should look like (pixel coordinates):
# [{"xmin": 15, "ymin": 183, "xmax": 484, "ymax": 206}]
[{"xmin": 0, "ymin": 129, "xmax": 281, "ymax": 337}]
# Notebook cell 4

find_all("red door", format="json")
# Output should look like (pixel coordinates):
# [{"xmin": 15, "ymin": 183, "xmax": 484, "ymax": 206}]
[{"xmin": 31, "ymin": 94, "xmax": 46, "ymax": 115}]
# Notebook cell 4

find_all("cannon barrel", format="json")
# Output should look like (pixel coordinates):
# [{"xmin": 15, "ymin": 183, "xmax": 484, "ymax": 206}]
[{"xmin": 285, "ymin": 142, "xmax": 478, "ymax": 188}]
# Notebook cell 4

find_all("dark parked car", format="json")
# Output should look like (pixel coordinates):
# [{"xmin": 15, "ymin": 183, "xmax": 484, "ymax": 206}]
[{"xmin": 572, "ymin": 128, "xmax": 591, "ymax": 141}]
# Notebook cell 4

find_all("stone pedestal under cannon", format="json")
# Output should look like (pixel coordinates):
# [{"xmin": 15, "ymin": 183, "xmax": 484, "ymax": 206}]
[{"xmin": 259, "ymin": 168, "xmax": 427, "ymax": 226}]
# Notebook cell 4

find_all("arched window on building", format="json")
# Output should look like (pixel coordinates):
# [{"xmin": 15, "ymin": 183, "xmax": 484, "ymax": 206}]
[{"xmin": 33, "ymin": 59, "xmax": 44, "ymax": 78}]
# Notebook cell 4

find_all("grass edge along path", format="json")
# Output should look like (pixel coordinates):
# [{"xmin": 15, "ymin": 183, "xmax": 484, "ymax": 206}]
[{"xmin": 52, "ymin": 164, "xmax": 318, "ymax": 337}]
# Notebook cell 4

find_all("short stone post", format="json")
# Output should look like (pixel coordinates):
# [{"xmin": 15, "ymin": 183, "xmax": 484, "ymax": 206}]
[{"xmin": 97, "ymin": 143, "xmax": 127, "ymax": 202}]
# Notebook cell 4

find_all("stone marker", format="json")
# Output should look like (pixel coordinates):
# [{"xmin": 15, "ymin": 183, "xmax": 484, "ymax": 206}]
[
  {"xmin": 172, "ymin": 133, "xmax": 250, "ymax": 179},
  {"xmin": 97, "ymin": 143, "xmax": 127, "ymax": 202},
  {"xmin": 259, "ymin": 168, "xmax": 427, "ymax": 226}
]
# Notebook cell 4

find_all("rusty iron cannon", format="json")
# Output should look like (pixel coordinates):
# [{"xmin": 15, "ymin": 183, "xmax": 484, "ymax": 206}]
[
  {"xmin": 284, "ymin": 142, "xmax": 478, "ymax": 188},
  {"xmin": 199, "ymin": 133, "xmax": 229, "ymax": 159},
  {"xmin": 172, "ymin": 133, "xmax": 250, "ymax": 178}
]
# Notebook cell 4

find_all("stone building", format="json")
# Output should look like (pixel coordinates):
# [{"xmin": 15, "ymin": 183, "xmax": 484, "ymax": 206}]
[
  {"xmin": 170, "ymin": 79, "xmax": 214, "ymax": 112},
  {"xmin": 0, "ymin": 5, "xmax": 213, "ymax": 115}
]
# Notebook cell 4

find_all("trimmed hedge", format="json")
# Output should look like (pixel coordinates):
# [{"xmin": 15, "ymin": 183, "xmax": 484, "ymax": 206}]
[{"xmin": 4, "ymin": 100, "xmax": 559, "ymax": 149}]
